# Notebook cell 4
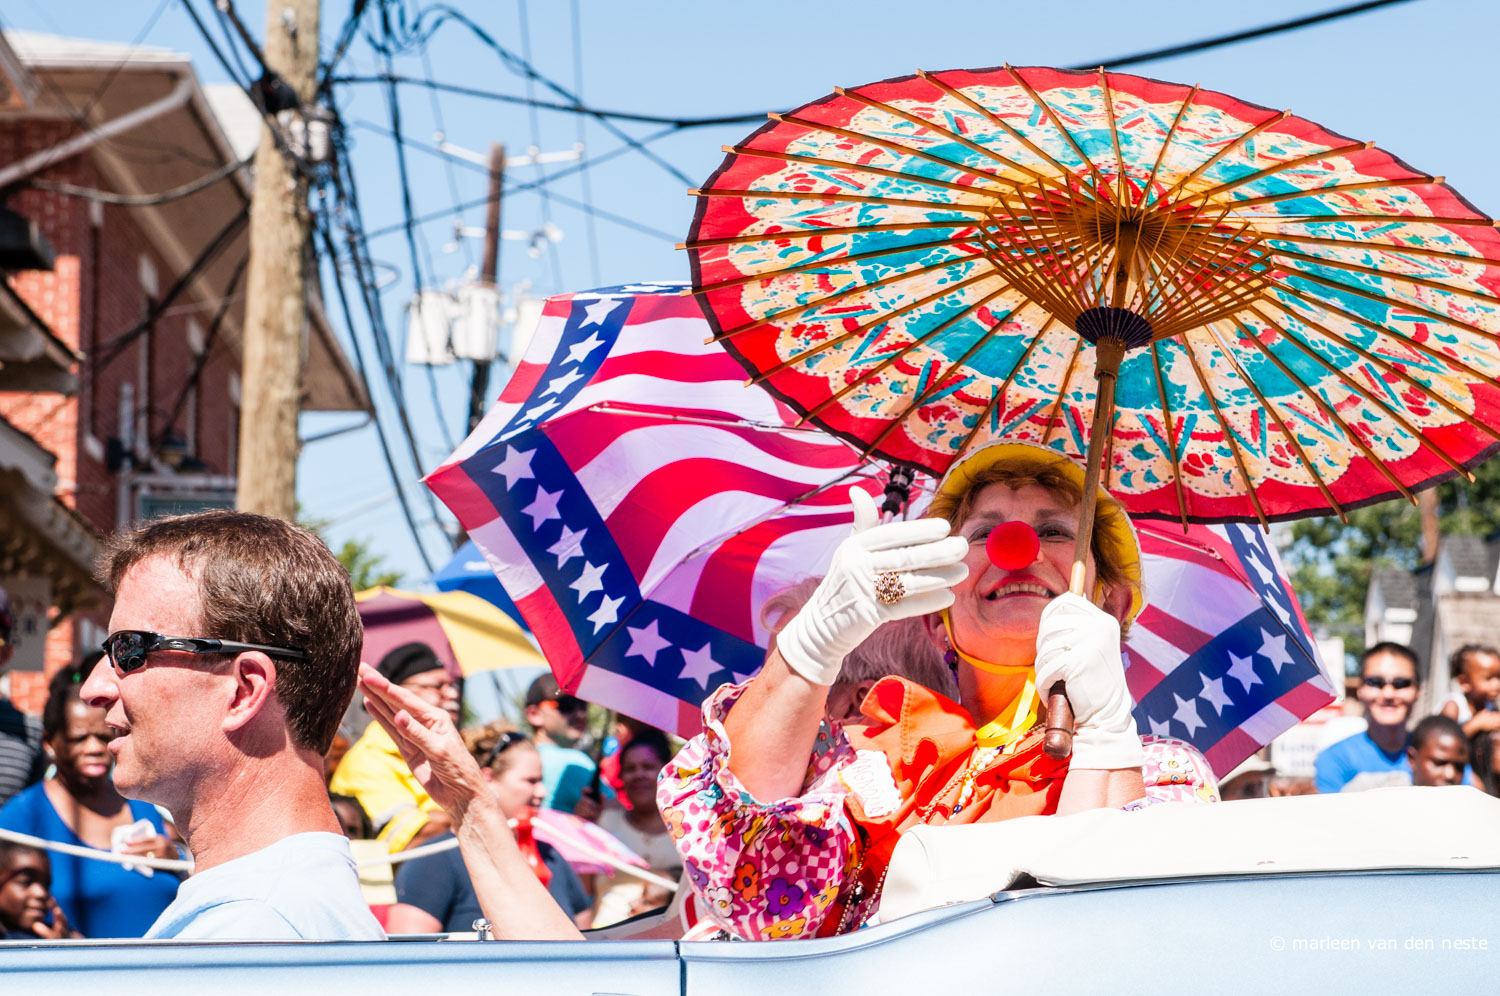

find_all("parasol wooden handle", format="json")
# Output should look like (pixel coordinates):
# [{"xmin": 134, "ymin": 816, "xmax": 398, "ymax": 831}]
[
  {"xmin": 1043, "ymin": 336, "xmax": 1127, "ymax": 761},
  {"xmin": 1042, "ymin": 682, "xmax": 1074, "ymax": 759}
]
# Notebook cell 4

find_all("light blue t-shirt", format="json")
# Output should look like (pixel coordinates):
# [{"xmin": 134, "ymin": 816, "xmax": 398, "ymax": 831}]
[
  {"xmin": 536, "ymin": 741, "xmax": 612, "ymax": 814},
  {"xmin": 146, "ymin": 832, "xmax": 385, "ymax": 940},
  {"xmin": 1314, "ymin": 730, "xmax": 1411, "ymax": 794}
]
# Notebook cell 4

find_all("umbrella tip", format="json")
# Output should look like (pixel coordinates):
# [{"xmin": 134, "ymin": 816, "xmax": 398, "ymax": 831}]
[
  {"xmin": 768, "ymin": 111, "xmax": 785, "ymax": 122},
  {"xmin": 722, "ymin": 145, "xmax": 736, "ymax": 153},
  {"xmin": 674, "ymin": 242, "xmax": 687, "ymax": 250},
  {"xmin": 687, "ymin": 188, "xmax": 702, "ymax": 196}
]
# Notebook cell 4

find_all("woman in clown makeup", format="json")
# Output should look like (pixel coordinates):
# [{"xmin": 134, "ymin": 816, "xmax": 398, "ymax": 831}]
[{"xmin": 657, "ymin": 438, "xmax": 1219, "ymax": 941}]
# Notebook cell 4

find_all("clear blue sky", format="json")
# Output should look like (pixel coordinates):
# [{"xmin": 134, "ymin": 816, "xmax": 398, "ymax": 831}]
[{"xmin": 5, "ymin": 0, "xmax": 1496, "ymax": 583}]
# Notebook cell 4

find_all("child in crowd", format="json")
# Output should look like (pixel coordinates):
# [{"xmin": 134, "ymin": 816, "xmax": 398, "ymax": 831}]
[
  {"xmin": 1469, "ymin": 731, "xmax": 1500, "ymax": 797},
  {"xmin": 0, "ymin": 841, "xmax": 79, "ymax": 939},
  {"xmin": 1407, "ymin": 716, "xmax": 1469, "ymax": 788},
  {"xmin": 1440, "ymin": 645, "xmax": 1500, "ymax": 737},
  {"xmin": 330, "ymin": 794, "xmax": 373, "ymax": 840}
]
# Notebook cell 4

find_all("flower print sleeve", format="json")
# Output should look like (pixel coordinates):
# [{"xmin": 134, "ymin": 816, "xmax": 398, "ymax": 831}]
[
  {"xmin": 658, "ymin": 680, "xmax": 860, "ymax": 941},
  {"xmin": 1122, "ymin": 735, "xmax": 1221, "ymax": 810}
]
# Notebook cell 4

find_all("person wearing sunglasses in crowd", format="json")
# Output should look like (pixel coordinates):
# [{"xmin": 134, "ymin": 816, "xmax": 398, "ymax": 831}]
[
  {"xmin": 79, "ymin": 511, "xmax": 384, "ymax": 940},
  {"xmin": 1315, "ymin": 642, "xmax": 1423, "ymax": 794},
  {"xmin": 331, "ymin": 643, "xmax": 463, "ymax": 852},
  {"xmin": 523, "ymin": 675, "xmax": 611, "ymax": 817},
  {"xmin": 385, "ymin": 722, "xmax": 591, "ymax": 934}
]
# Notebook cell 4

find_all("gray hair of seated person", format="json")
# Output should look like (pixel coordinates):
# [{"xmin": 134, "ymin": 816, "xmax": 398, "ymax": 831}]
[{"xmin": 760, "ymin": 578, "xmax": 957, "ymax": 699}]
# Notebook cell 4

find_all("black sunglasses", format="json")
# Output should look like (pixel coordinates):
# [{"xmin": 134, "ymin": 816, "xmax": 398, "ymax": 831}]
[
  {"xmin": 481, "ymin": 730, "xmax": 529, "ymax": 769},
  {"xmin": 101, "ymin": 630, "xmax": 308, "ymax": 674},
  {"xmin": 1362, "ymin": 675, "xmax": 1415, "ymax": 691}
]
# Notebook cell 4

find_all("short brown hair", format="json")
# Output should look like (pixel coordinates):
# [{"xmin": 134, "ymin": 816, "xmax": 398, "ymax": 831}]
[
  {"xmin": 463, "ymin": 721, "xmax": 535, "ymax": 778},
  {"xmin": 100, "ymin": 510, "xmax": 363, "ymax": 753},
  {"xmin": 927, "ymin": 454, "xmax": 1140, "ymax": 634}
]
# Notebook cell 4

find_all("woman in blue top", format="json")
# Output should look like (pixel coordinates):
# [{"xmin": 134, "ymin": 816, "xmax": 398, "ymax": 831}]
[{"xmin": 0, "ymin": 657, "xmax": 180, "ymax": 937}]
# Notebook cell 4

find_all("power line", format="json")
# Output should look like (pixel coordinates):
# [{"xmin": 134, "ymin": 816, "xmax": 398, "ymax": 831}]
[
  {"xmin": 355, "ymin": 122, "xmax": 678, "ymax": 240},
  {"xmin": 516, "ymin": 0, "xmax": 564, "ymax": 290},
  {"xmin": 178, "ymin": 0, "xmax": 252, "ymax": 90},
  {"xmin": 568, "ymin": 0, "xmax": 601, "ymax": 285},
  {"xmin": 336, "ymin": 0, "xmax": 1419, "ymax": 132},
  {"xmin": 209, "ymin": 0, "xmax": 257, "ymax": 86},
  {"xmin": 324, "ymin": 131, "xmax": 452, "ymax": 552},
  {"xmin": 25, "ymin": 155, "xmax": 250, "ymax": 206},
  {"xmin": 1077, "ymin": 0, "xmax": 1416, "ymax": 69},
  {"xmin": 331, "ymin": 72, "xmax": 764, "ymax": 128},
  {"xmin": 153, "ymin": 253, "xmax": 248, "ymax": 451},
  {"xmin": 378, "ymin": 51, "xmax": 456, "ymax": 452},
  {"xmin": 358, "ymin": 2, "xmax": 697, "ymax": 186},
  {"xmin": 314, "ymin": 192, "xmax": 437, "ymax": 572},
  {"xmin": 92, "ymin": 204, "xmax": 250, "ymax": 370}
]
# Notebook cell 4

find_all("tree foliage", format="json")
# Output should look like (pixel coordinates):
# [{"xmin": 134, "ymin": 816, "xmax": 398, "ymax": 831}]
[
  {"xmin": 1282, "ymin": 457, "xmax": 1500, "ymax": 662},
  {"xmin": 334, "ymin": 536, "xmax": 403, "ymax": 591}
]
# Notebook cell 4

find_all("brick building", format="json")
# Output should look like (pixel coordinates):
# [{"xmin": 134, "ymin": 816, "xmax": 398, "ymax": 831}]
[{"xmin": 0, "ymin": 31, "xmax": 369, "ymax": 711}]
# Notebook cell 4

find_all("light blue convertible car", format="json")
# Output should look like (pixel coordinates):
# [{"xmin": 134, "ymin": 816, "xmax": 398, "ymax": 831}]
[{"xmin": 4, "ymin": 787, "xmax": 1497, "ymax": 992}]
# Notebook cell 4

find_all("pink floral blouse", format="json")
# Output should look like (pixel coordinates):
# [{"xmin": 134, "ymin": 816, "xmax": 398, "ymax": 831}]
[{"xmin": 658, "ymin": 678, "xmax": 1219, "ymax": 941}]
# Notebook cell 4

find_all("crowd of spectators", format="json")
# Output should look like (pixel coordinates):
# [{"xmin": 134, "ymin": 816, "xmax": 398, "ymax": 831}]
[{"xmin": 2, "ymin": 567, "xmax": 1498, "ymax": 941}]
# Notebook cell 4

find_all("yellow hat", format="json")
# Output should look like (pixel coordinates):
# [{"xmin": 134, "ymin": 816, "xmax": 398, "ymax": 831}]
[{"xmin": 933, "ymin": 439, "xmax": 1146, "ymax": 625}]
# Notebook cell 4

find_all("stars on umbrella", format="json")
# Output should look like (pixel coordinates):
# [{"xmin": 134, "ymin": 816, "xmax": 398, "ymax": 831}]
[
  {"xmin": 580, "ymin": 297, "xmax": 624, "ymax": 327},
  {"xmin": 677, "ymin": 643, "xmax": 723, "ymax": 690},
  {"xmin": 522, "ymin": 395, "xmax": 562, "ymax": 423},
  {"xmin": 625, "ymin": 620, "xmax": 672, "ymax": 666},
  {"xmin": 547, "ymin": 525, "xmax": 588, "ymax": 568},
  {"xmin": 587, "ymin": 594, "xmax": 625, "ymax": 634},
  {"xmin": 1198, "ymin": 675, "xmax": 1235, "ymax": 717},
  {"xmin": 565, "ymin": 331, "xmax": 607, "ymax": 365},
  {"xmin": 1257, "ymin": 628, "xmax": 1295, "ymax": 673},
  {"xmin": 492, "ymin": 446, "xmax": 535, "ymax": 490},
  {"xmin": 1172, "ymin": 693, "xmax": 1206, "ymax": 737},
  {"xmin": 1147, "ymin": 715, "xmax": 1173, "ymax": 738},
  {"xmin": 542, "ymin": 367, "xmax": 586, "ymax": 397},
  {"xmin": 569, "ymin": 561, "xmax": 607, "ymax": 603},
  {"xmin": 1227, "ymin": 651, "xmax": 1262, "ymax": 694},
  {"xmin": 1243, "ymin": 546, "xmax": 1275, "ymax": 586},
  {"xmin": 522, "ymin": 487, "xmax": 563, "ymax": 530}
]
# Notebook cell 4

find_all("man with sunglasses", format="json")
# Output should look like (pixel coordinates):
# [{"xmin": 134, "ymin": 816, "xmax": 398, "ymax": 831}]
[
  {"xmin": 523, "ymin": 675, "xmax": 610, "ymax": 815},
  {"xmin": 1315, "ymin": 642, "xmax": 1423, "ymax": 794},
  {"xmin": 80, "ymin": 511, "xmax": 383, "ymax": 940}
]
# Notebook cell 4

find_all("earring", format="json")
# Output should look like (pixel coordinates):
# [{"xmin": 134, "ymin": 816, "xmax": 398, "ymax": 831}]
[{"xmin": 944, "ymin": 645, "xmax": 959, "ymax": 675}]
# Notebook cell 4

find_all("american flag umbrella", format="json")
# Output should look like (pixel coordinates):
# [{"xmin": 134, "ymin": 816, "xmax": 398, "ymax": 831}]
[
  {"xmin": 685, "ymin": 65, "xmax": 1500, "ymax": 531},
  {"xmin": 426, "ymin": 286, "xmax": 1330, "ymax": 772},
  {"xmin": 425, "ymin": 285, "xmax": 892, "ymax": 735}
]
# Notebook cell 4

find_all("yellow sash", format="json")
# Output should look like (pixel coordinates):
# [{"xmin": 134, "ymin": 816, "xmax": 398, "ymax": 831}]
[{"xmin": 940, "ymin": 610, "xmax": 1039, "ymax": 751}]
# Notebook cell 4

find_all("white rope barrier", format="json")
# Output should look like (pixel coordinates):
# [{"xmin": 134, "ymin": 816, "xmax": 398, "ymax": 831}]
[
  {"xmin": 0, "ymin": 826, "xmax": 192, "ymax": 873},
  {"xmin": 1, "ymin": 823, "xmax": 677, "ymax": 891}
]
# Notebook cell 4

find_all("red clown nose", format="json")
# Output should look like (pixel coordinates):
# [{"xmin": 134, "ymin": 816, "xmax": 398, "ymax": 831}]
[{"xmin": 986, "ymin": 521, "xmax": 1041, "ymax": 571}]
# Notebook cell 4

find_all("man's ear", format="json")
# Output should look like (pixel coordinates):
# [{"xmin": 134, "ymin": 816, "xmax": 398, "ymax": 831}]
[{"xmin": 222, "ymin": 652, "xmax": 276, "ymax": 734}]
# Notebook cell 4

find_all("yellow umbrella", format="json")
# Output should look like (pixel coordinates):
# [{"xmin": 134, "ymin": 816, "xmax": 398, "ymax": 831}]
[{"xmin": 354, "ymin": 586, "xmax": 544, "ymax": 677}]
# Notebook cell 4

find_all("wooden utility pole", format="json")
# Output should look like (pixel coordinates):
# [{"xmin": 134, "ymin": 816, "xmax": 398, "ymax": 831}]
[
  {"xmin": 467, "ymin": 142, "xmax": 506, "ymax": 433},
  {"xmin": 237, "ymin": 0, "xmax": 320, "ymax": 520}
]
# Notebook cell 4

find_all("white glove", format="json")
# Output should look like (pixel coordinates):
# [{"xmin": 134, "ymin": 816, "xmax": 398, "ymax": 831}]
[
  {"xmin": 777, "ymin": 487, "xmax": 969, "ymax": 686},
  {"xmin": 1034, "ymin": 592, "xmax": 1143, "ymax": 771}
]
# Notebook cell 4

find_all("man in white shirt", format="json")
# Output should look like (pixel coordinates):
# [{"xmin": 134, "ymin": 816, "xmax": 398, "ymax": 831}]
[{"xmin": 81, "ymin": 511, "xmax": 384, "ymax": 940}]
